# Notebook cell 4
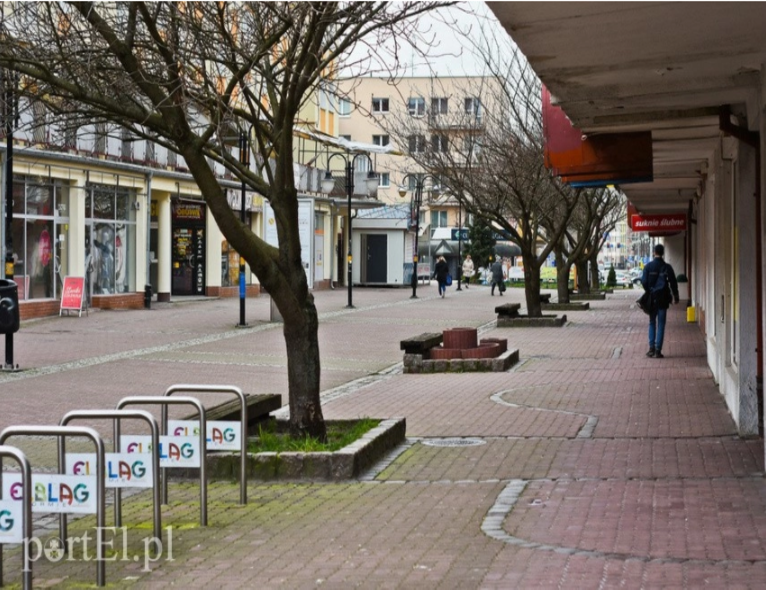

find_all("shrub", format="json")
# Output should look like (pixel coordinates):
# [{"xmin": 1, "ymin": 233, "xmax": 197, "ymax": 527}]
[{"xmin": 607, "ymin": 264, "xmax": 617, "ymax": 288}]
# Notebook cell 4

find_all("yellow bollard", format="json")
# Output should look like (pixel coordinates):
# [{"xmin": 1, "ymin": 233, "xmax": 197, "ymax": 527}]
[{"xmin": 686, "ymin": 306, "xmax": 696, "ymax": 323}]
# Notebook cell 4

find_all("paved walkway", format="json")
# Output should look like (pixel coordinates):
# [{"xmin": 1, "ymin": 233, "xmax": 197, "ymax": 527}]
[{"xmin": 0, "ymin": 283, "xmax": 764, "ymax": 588}]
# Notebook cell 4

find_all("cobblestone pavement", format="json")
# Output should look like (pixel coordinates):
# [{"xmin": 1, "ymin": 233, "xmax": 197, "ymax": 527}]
[{"xmin": 0, "ymin": 283, "xmax": 764, "ymax": 588}]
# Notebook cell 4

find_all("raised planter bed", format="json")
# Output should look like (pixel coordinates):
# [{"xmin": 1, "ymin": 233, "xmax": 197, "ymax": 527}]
[
  {"xmin": 542, "ymin": 301, "xmax": 590, "ymax": 311},
  {"xmin": 569, "ymin": 292, "xmax": 606, "ymax": 301},
  {"xmin": 497, "ymin": 314, "xmax": 567, "ymax": 328},
  {"xmin": 404, "ymin": 348, "xmax": 519, "ymax": 374},
  {"xmin": 185, "ymin": 418, "xmax": 406, "ymax": 481}
]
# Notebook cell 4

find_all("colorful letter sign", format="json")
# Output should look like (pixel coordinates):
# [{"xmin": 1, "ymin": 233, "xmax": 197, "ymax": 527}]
[
  {"xmin": 2, "ymin": 474, "xmax": 97, "ymax": 514},
  {"xmin": 121, "ymin": 435, "xmax": 200, "ymax": 468},
  {"xmin": 167, "ymin": 420, "xmax": 241, "ymax": 451},
  {"xmin": 0, "ymin": 501, "xmax": 23, "ymax": 544},
  {"xmin": 65, "ymin": 453, "xmax": 154, "ymax": 489},
  {"xmin": 630, "ymin": 213, "xmax": 687, "ymax": 232}
]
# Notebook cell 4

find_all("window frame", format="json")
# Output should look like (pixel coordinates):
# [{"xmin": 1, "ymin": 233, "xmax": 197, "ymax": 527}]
[
  {"xmin": 408, "ymin": 97, "xmax": 426, "ymax": 117},
  {"xmin": 372, "ymin": 97, "xmax": 390, "ymax": 114}
]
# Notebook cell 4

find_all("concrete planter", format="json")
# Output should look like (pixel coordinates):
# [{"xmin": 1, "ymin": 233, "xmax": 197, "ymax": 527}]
[{"xmin": 185, "ymin": 418, "xmax": 406, "ymax": 482}]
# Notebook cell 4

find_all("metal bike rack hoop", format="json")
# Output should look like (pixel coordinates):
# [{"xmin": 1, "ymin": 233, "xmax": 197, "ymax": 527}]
[
  {"xmin": 0, "ymin": 425, "xmax": 106, "ymax": 587},
  {"xmin": 116, "ymin": 396, "xmax": 207, "ymax": 527},
  {"xmin": 164, "ymin": 384, "xmax": 248, "ymax": 505},
  {"xmin": 59, "ymin": 409, "xmax": 161, "ymax": 543}
]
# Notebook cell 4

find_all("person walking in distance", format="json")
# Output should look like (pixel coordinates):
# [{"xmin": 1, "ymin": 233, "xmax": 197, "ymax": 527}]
[
  {"xmin": 490, "ymin": 257, "xmax": 505, "ymax": 296},
  {"xmin": 434, "ymin": 256, "xmax": 450, "ymax": 298},
  {"xmin": 640, "ymin": 243, "xmax": 680, "ymax": 358},
  {"xmin": 461, "ymin": 254, "xmax": 475, "ymax": 288}
]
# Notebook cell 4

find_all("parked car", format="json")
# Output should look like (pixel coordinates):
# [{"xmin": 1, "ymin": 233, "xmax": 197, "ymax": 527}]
[{"xmin": 614, "ymin": 271, "xmax": 632, "ymax": 288}]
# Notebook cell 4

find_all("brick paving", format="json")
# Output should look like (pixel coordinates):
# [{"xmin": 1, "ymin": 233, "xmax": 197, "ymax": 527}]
[{"xmin": 0, "ymin": 283, "xmax": 764, "ymax": 588}]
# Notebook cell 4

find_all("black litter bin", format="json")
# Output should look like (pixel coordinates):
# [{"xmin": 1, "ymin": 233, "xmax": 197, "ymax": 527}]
[{"xmin": 0, "ymin": 279, "xmax": 20, "ymax": 334}]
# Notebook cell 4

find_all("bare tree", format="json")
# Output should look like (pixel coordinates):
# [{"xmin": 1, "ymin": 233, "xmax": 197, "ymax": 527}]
[
  {"xmin": 0, "ymin": 1, "xmax": 450, "ymax": 438},
  {"xmin": 549, "ymin": 188, "xmax": 624, "ymax": 301},
  {"xmin": 383, "ymin": 42, "xmax": 581, "ymax": 316}
]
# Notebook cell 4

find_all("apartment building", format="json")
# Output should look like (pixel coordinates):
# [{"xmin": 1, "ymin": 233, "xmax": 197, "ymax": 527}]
[{"xmin": 335, "ymin": 76, "xmax": 499, "ymax": 282}]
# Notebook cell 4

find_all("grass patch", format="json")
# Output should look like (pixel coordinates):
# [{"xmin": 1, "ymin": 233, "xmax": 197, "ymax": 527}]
[{"xmin": 248, "ymin": 418, "xmax": 380, "ymax": 453}]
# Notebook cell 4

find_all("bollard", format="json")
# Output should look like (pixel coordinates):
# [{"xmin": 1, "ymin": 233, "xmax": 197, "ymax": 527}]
[{"xmin": 144, "ymin": 284, "xmax": 152, "ymax": 309}]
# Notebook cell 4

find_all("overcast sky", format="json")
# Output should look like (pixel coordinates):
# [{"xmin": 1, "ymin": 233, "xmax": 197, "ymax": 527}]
[{"xmin": 344, "ymin": 3, "xmax": 512, "ymax": 79}]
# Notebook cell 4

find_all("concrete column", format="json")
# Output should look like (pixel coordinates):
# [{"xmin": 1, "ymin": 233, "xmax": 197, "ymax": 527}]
[
  {"xmin": 134, "ymin": 180, "xmax": 149, "ymax": 294},
  {"xmin": 67, "ymin": 175, "xmax": 87, "ymax": 277},
  {"xmin": 157, "ymin": 193, "xmax": 171, "ymax": 302},
  {"xmin": 205, "ymin": 205, "xmax": 222, "ymax": 292},
  {"xmin": 736, "ymin": 143, "xmax": 759, "ymax": 436}
]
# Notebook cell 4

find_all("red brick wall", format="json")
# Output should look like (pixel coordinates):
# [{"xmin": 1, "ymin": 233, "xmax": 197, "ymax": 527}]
[
  {"xmin": 19, "ymin": 299, "xmax": 61, "ymax": 320},
  {"xmin": 207, "ymin": 285, "xmax": 261, "ymax": 298},
  {"xmin": 91, "ymin": 293, "xmax": 145, "ymax": 310}
]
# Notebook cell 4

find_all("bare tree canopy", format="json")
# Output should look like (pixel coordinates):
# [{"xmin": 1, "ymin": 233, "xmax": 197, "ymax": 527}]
[
  {"xmin": 382, "ymin": 25, "xmax": 582, "ymax": 316},
  {"xmin": 0, "ymin": 1, "xmax": 451, "ymax": 438}
]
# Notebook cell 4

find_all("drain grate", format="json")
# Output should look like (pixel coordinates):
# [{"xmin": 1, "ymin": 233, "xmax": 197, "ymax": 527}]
[{"xmin": 421, "ymin": 438, "xmax": 486, "ymax": 448}]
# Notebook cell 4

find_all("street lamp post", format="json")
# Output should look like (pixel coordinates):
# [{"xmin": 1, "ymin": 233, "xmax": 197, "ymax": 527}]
[
  {"xmin": 456, "ymin": 198, "xmax": 463, "ymax": 291},
  {"xmin": 322, "ymin": 153, "xmax": 378, "ymax": 309},
  {"xmin": 2, "ymin": 70, "xmax": 18, "ymax": 370},
  {"xmin": 399, "ymin": 175, "xmax": 439, "ymax": 299},
  {"xmin": 237, "ymin": 130, "xmax": 250, "ymax": 327}
]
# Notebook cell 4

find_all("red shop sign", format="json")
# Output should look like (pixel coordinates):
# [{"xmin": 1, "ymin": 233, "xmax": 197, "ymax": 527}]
[{"xmin": 630, "ymin": 213, "xmax": 687, "ymax": 232}]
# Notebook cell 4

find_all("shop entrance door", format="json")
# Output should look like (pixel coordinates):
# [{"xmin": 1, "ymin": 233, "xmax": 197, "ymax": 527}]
[{"xmin": 172, "ymin": 227, "xmax": 205, "ymax": 295}]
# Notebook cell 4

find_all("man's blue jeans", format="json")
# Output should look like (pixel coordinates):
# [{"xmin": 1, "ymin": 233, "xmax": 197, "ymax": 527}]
[{"xmin": 648, "ymin": 307, "xmax": 667, "ymax": 351}]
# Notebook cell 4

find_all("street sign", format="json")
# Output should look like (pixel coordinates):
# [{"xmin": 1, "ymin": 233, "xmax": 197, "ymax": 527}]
[{"xmin": 451, "ymin": 228, "xmax": 469, "ymax": 241}]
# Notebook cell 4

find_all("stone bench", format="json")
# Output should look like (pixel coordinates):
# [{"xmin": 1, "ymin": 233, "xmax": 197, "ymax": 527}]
[
  {"xmin": 182, "ymin": 393, "xmax": 282, "ymax": 435},
  {"xmin": 539, "ymin": 293, "xmax": 552, "ymax": 304},
  {"xmin": 400, "ymin": 333, "xmax": 443, "ymax": 355},
  {"xmin": 495, "ymin": 303, "xmax": 521, "ymax": 319}
]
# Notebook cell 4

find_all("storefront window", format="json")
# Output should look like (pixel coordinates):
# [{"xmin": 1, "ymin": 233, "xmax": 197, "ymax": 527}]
[
  {"xmin": 9, "ymin": 178, "xmax": 69, "ymax": 301},
  {"xmin": 85, "ymin": 183, "xmax": 138, "ymax": 296}
]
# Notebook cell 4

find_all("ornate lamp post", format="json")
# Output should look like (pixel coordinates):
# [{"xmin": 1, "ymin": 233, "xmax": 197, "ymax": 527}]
[
  {"xmin": 322, "ymin": 153, "xmax": 378, "ymax": 309},
  {"xmin": 398, "ymin": 174, "xmax": 439, "ymax": 299}
]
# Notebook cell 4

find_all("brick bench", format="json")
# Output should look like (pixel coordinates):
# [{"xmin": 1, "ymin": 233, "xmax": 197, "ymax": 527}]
[
  {"xmin": 400, "ymin": 333, "xmax": 443, "ymax": 355},
  {"xmin": 495, "ymin": 303, "xmax": 521, "ymax": 320},
  {"xmin": 182, "ymin": 393, "xmax": 282, "ymax": 435}
]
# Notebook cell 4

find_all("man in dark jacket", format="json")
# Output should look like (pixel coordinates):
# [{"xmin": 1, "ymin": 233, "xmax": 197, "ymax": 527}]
[{"xmin": 640, "ymin": 244, "xmax": 680, "ymax": 358}]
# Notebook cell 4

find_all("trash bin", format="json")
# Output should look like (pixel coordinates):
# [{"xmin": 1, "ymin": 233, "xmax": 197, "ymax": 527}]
[
  {"xmin": 144, "ymin": 284, "xmax": 152, "ymax": 309},
  {"xmin": 0, "ymin": 279, "xmax": 20, "ymax": 334}
]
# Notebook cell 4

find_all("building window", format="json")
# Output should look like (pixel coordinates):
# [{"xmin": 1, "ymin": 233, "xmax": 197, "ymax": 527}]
[
  {"xmin": 338, "ymin": 98, "xmax": 351, "ymax": 117},
  {"xmin": 145, "ymin": 140, "xmax": 156, "ymax": 163},
  {"xmin": 465, "ymin": 97, "xmax": 482, "ymax": 118},
  {"xmin": 95, "ymin": 123, "xmax": 107, "ymax": 154},
  {"xmin": 431, "ymin": 134, "xmax": 448, "ymax": 153},
  {"xmin": 372, "ymin": 134, "xmax": 390, "ymax": 147},
  {"xmin": 408, "ymin": 134, "xmax": 426, "ymax": 154},
  {"xmin": 340, "ymin": 134, "xmax": 352, "ymax": 141},
  {"xmin": 372, "ymin": 97, "xmax": 389, "ymax": 113},
  {"xmin": 378, "ymin": 172, "xmax": 390, "ymax": 187},
  {"xmin": 120, "ymin": 128, "xmax": 133, "ymax": 160},
  {"xmin": 431, "ymin": 97, "xmax": 448, "ymax": 114},
  {"xmin": 431, "ymin": 210, "xmax": 448, "ymax": 228},
  {"xmin": 408, "ymin": 97, "xmax": 426, "ymax": 117},
  {"xmin": 32, "ymin": 101, "xmax": 48, "ymax": 144},
  {"xmin": 85, "ymin": 183, "xmax": 138, "ymax": 296}
]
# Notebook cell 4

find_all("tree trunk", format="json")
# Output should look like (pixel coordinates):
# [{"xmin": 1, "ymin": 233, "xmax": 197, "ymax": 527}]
[
  {"xmin": 576, "ymin": 260, "xmax": 590, "ymax": 294},
  {"xmin": 589, "ymin": 251, "xmax": 600, "ymax": 290},
  {"xmin": 556, "ymin": 264, "xmax": 571, "ymax": 303},
  {"xmin": 554, "ymin": 247, "xmax": 570, "ymax": 303},
  {"xmin": 283, "ymin": 292, "xmax": 326, "ymax": 440},
  {"xmin": 523, "ymin": 255, "xmax": 543, "ymax": 317}
]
